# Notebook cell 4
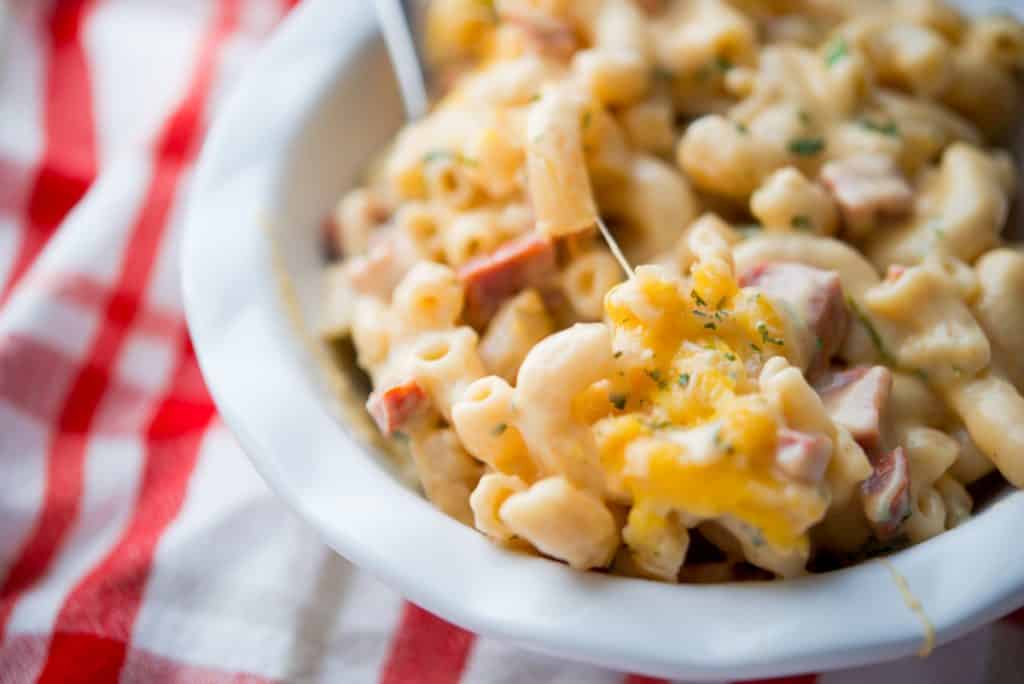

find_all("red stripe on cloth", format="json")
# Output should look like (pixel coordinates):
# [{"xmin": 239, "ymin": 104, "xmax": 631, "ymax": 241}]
[
  {"xmin": 0, "ymin": 157, "xmax": 33, "ymax": 217},
  {"xmin": 37, "ymin": 339, "xmax": 216, "ymax": 683},
  {"xmin": 0, "ymin": 634, "xmax": 275, "ymax": 684},
  {"xmin": 0, "ymin": 334, "xmax": 81, "ymax": 424},
  {"xmin": 1004, "ymin": 608, "xmax": 1024, "ymax": 627},
  {"xmin": 378, "ymin": 603, "xmax": 476, "ymax": 684},
  {"xmin": 623, "ymin": 675, "xmax": 668, "ymax": 684},
  {"xmin": 738, "ymin": 675, "xmax": 819, "ymax": 684},
  {"xmin": 0, "ymin": 0, "xmax": 243, "ymax": 642},
  {"xmin": 0, "ymin": 333, "xmax": 154, "ymax": 435},
  {"xmin": 1, "ymin": 0, "xmax": 99, "ymax": 305},
  {"xmin": 48, "ymin": 273, "xmax": 184, "ymax": 340}
]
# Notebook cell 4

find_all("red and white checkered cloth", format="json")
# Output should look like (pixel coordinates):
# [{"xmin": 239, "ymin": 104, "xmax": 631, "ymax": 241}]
[{"xmin": 0, "ymin": 1, "xmax": 1022, "ymax": 682}]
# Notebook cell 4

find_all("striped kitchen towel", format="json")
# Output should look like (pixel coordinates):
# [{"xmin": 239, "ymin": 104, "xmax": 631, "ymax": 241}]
[{"xmin": 0, "ymin": 1, "xmax": 1021, "ymax": 682}]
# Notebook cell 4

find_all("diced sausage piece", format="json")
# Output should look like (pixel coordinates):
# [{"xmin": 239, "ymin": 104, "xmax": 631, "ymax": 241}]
[
  {"xmin": 345, "ymin": 230, "xmax": 418, "ymax": 300},
  {"xmin": 503, "ymin": 10, "xmax": 578, "ymax": 61},
  {"xmin": 631, "ymin": 0, "xmax": 667, "ymax": 15},
  {"xmin": 458, "ymin": 233, "xmax": 557, "ymax": 328},
  {"xmin": 323, "ymin": 190, "xmax": 391, "ymax": 260},
  {"xmin": 775, "ymin": 428, "xmax": 832, "ymax": 484},
  {"xmin": 322, "ymin": 214, "xmax": 343, "ymax": 261},
  {"xmin": 740, "ymin": 262, "xmax": 850, "ymax": 377},
  {"xmin": 861, "ymin": 446, "xmax": 911, "ymax": 540},
  {"xmin": 366, "ymin": 380, "xmax": 430, "ymax": 436},
  {"xmin": 815, "ymin": 366, "xmax": 893, "ymax": 455},
  {"xmin": 820, "ymin": 154, "xmax": 913, "ymax": 237}
]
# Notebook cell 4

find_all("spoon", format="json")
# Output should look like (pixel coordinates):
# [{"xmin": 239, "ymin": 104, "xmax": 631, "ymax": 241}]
[
  {"xmin": 371, "ymin": 0, "xmax": 634, "ymax": 276},
  {"xmin": 373, "ymin": 0, "xmax": 430, "ymax": 121}
]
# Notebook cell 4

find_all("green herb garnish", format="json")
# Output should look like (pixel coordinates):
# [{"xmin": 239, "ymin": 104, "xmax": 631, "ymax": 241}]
[
  {"xmin": 847, "ymin": 297, "xmax": 895, "ymax": 365},
  {"xmin": 610, "ymin": 393, "xmax": 627, "ymax": 410},
  {"xmin": 678, "ymin": 373, "xmax": 691, "ymax": 388},
  {"xmin": 736, "ymin": 224, "xmax": 762, "ymax": 239},
  {"xmin": 423, "ymin": 149, "xmax": 451, "ymax": 164},
  {"xmin": 859, "ymin": 118, "xmax": 900, "ymax": 137},
  {"xmin": 825, "ymin": 37, "xmax": 849, "ymax": 67},
  {"xmin": 788, "ymin": 137, "xmax": 825, "ymax": 156},
  {"xmin": 492, "ymin": 423, "xmax": 508, "ymax": 436},
  {"xmin": 757, "ymin": 322, "xmax": 785, "ymax": 346},
  {"xmin": 644, "ymin": 369, "xmax": 667, "ymax": 389},
  {"xmin": 791, "ymin": 215, "xmax": 813, "ymax": 231},
  {"xmin": 423, "ymin": 149, "xmax": 477, "ymax": 166},
  {"xmin": 691, "ymin": 290, "xmax": 707, "ymax": 307}
]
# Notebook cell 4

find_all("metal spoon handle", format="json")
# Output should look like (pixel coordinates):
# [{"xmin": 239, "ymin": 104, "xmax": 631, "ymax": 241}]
[
  {"xmin": 370, "ymin": 1, "xmax": 635, "ymax": 276},
  {"xmin": 373, "ymin": 0, "xmax": 430, "ymax": 120}
]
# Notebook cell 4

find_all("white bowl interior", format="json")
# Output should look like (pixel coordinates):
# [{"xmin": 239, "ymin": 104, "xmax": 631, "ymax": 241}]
[{"xmin": 183, "ymin": 0, "xmax": 1024, "ymax": 679}]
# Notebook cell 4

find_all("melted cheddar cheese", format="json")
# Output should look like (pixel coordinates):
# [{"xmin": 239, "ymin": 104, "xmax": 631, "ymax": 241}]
[{"xmin": 592, "ymin": 263, "xmax": 828, "ymax": 560}]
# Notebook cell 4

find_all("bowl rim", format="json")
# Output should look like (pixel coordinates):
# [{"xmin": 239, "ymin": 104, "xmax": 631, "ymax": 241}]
[{"xmin": 182, "ymin": 0, "xmax": 1024, "ymax": 679}]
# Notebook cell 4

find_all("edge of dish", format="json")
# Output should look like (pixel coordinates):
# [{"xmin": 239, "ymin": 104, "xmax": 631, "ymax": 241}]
[{"xmin": 182, "ymin": 0, "xmax": 1024, "ymax": 679}]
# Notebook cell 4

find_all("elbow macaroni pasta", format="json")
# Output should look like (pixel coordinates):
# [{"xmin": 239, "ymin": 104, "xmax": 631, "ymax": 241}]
[{"xmin": 320, "ymin": 0, "xmax": 1024, "ymax": 582}]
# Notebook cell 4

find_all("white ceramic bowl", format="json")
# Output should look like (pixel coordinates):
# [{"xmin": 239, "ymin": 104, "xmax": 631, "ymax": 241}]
[{"xmin": 182, "ymin": 1, "xmax": 1024, "ymax": 679}]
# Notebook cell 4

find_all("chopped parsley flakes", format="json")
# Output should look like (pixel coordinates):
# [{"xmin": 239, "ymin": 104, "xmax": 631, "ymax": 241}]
[
  {"xmin": 610, "ymin": 393, "xmax": 627, "ymax": 410},
  {"xmin": 678, "ymin": 373, "xmax": 691, "ymax": 388},
  {"xmin": 788, "ymin": 137, "xmax": 825, "ymax": 156},
  {"xmin": 644, "ymin": 369, "xmax": 668, "ymax": 389},
  {"xmin": 791, "ymin": 215, "xmax": 813, "ymax": 231},
  {"xmin": 492, "ymin": 423, "xmax": 508, "ymax": 436},
  {"xmin": 736, "ymin": 224, "xmax": 762, "ymax": 240},
  {"xmin": 757, "ymin": 322, "xmax": 785, "ymax": 346},
  {"xmin": 423, "ymin": 149, "xmax": 478, "ymax": 166},
  {"xmin": 847, "ymin": 297, "xmax": 896, "ymax": 365},
  {"xmin": 825, "ymin": 37, "xmax": 850, "ymax": 67},
  {"xmin": 859, "ymin": 118, "xmax": 900, "ymax": 137}
]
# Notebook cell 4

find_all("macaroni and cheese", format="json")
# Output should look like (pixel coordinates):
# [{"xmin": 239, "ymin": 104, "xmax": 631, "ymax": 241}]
[{"xmin": 319, "ymin": 0, "xmax": 1024, "ymax": 582}]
